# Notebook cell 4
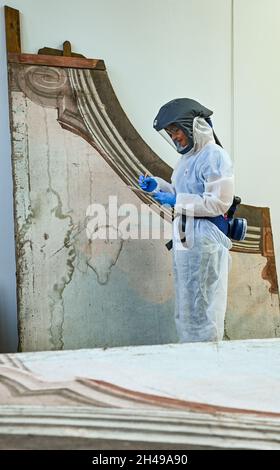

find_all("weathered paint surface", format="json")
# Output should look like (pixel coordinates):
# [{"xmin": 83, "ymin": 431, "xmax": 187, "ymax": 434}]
[
  {"xmin": 12, "ymin": 94, "xmax": 176, "ymax": 351},
  {"xmin": 226, "ymin": 252, "xmax": 280, "ymax": 339},
  {"xmin": 8, "ymin": 64, "xmax": 280, "ymax": 351},
  {"xmin": 1, "ymin": 339, "xmax": 280, "ymax": 449},
  {"xmin": 10, "ymin": 338, "xmax": 280, "ymax": 414}
]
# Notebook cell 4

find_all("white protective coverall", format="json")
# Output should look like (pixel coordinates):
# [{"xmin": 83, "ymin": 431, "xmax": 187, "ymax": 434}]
[{"xmin": 154, "ymin": 117, "xmax": 234, "ymax": 342}]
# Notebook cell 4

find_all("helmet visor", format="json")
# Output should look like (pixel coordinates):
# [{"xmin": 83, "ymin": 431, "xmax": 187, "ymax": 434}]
[{"xmin": 158, "ymin": 128, "xmax": 190, "ymax": 154}]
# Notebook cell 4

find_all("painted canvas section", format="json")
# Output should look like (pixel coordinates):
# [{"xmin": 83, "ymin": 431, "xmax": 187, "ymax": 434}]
[{"xmin": 8, "ymin": 62, "xmax": 280, "ymax": 351}]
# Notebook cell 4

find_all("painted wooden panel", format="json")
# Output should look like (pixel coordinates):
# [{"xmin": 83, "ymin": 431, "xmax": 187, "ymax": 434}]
[
  {"xmin": 8, "ymin": 62, "xmax": 280, "ymax": 351},
  {"xmin": 1, "ymin": 340, "xmax": 280, "ymax": 449},
  {"xmin": 9, "ymin": 64, "xmax": 176, "ymax": 351}
]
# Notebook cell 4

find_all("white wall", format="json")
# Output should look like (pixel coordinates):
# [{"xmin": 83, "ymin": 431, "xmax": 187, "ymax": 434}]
[
  {"xmin": 1, "ymin": 0, "xmax": 232, "ymax": 164},
  {"xmin": 2, "ymin": 0, "xmax": 279, "ymax": 351},
  {"xmin": 234, "ymin": 0, "xmax": 280, "ymax": 276}
]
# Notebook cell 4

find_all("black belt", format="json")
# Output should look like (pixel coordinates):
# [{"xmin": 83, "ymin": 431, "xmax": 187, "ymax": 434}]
[{"xmin": 166, "ymin": 214, "xmax": 229, "ymax": 251}]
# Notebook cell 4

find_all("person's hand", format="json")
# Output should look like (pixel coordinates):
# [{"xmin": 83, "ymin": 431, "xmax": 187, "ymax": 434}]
[
  {"xmin": 153, "ymin": 191, "xmax": 176, "ymax": 207},
  {"xmin": 138, "ymin": 174, "xmax": 158, "ymax": 192}
]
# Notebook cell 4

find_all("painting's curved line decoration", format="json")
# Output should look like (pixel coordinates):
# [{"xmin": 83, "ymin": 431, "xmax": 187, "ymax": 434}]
[
  {"xmin": 1, "ymin": 361, "xmax": 280, "ymax": 418},
  {"xmin": 8, "ymin": 51, "xmax": 280, "ymax": 334},
  {"xmin": 232, "ymin": 204, "xmax": 279, "ymax": 293},
  {"xmin": 70, "ymin": 69, "xmax": 144, "ymax": 180},
  {"xmin": 81, "ymin": 378, "xmax": 280, "ymax": 418},
  {"xmin": 12, "ymin": 61, "xmax": 278, "ymax": 262},
  {"xmin": 1, "ymin": 355, "xmax": 280, "ymax": 450},
  {"xmin": 2, "ymin": 404, "xmax": 280, "ymax": 450},
  {"xmin": 13, "ymin": 63, "xmax": 172, "ymax": 222}
]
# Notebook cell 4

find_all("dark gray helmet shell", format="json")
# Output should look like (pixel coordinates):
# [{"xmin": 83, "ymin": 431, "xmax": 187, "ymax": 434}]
[{"xmin": 153, "ymin": 98, "xmax": 213, "ymax": 154}]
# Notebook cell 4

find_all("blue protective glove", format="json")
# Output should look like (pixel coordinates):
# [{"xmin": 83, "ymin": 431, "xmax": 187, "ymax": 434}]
[
  {"xmin": 138, "ymin": 174, "xmax": 158, "ymax": 192},
  {"xmin": 153, "ymin": 191, "xmax": 176, "ymax": 207}
]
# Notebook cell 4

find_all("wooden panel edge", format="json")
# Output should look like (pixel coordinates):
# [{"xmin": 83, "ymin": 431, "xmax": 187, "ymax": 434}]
[
  {"xmin": 8, "ymin": 52, "xmax": 106, "ymax": 70},
  {"xmin": 4, "ymin": 6, "xmax": 21, "ymax": 54}
]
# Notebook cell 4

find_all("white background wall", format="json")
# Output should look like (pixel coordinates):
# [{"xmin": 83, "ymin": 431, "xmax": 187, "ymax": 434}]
[
  {"xmin": 233, "ymin": 0, "xmax": 280, "ymax": 268},
  {"xmin": 0, "ymin": 0, "xmax": 279, "ymax": 351}
]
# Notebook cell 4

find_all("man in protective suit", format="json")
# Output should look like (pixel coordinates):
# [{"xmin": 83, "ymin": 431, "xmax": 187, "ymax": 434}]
[{"xmin": 139, "ymin": 98, "xmax": 234, "ymax": 342}]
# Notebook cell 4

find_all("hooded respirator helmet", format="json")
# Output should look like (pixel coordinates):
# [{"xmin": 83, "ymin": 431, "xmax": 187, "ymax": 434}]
[{"xmin": 153, "ymin": 98, "xmax": 218, "ymax": 154}]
